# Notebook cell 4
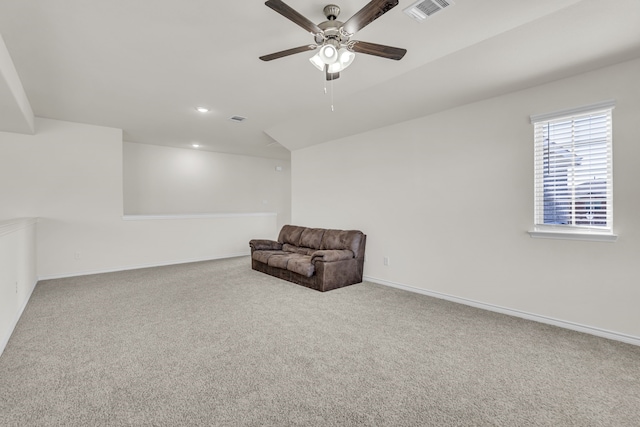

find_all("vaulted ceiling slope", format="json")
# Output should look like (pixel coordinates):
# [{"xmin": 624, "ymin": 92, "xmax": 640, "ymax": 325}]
[{"xmin": 0, "ymin": 0, "xmax": 639, "ymax": 160}]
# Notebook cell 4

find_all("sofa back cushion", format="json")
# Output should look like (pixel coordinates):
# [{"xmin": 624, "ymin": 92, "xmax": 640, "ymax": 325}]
[
  {"xmin": 278, "ymin": 225, "xmax": 305, "ymax": 246},
  {"xmin": 299, "ymin": 228, "xmax": 326, "ymax": 250},
  {"xmin": 320, "ymin": 229, "xmax": 364, "ymax": 258}
]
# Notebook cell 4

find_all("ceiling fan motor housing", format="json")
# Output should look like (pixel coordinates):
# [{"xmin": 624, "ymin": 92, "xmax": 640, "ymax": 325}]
[
  {"xmin": 318, "ymin": 4, "xmax": 349, "ymax": 49},
  {"xmin": 319, "ymin": 21, "xmax": 345, "ymax": 39}
]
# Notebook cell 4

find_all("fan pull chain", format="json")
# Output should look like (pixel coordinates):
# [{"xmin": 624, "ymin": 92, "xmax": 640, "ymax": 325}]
[
  {"xmin": 321, "ymin": 69, "xmax": 334, "ymax": 112},
  {"xmin": 331, "ymin": 77, "xmax": 334, "ymax": 112}
]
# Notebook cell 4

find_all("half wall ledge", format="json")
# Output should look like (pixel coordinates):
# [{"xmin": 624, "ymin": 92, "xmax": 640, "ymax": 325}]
[{"xmin": 122, "ymin": 212, "xmax": 277, "ymax": 221}]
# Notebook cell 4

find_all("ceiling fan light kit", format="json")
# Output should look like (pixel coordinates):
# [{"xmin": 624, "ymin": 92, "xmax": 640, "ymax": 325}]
[
  {"xmin": 260, "ymin": 0, "xmax": 407, "ymax": 81},
  {"xmin": 319, "ymin": 43, "xmax": 338, "ymax": 64},
  {"xmin": 309, "ymin": 54, "xmax": 325, "ymax": 71}
]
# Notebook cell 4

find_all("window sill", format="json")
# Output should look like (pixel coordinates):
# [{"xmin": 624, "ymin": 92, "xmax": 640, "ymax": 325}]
[{"xmin": 528, "ymin": 228, "xmax": 618, "ymax": 242}]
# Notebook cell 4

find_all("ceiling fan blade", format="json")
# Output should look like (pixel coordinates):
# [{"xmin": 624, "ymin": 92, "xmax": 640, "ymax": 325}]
[
  {"xmin": 341, "ymin": 0, "xmax": 399, "ymax": 36},
  {"xmin": 265, "ymin": 0, "xmax": 323, "ymax": 35},
  {"xmin": 260, "ymin": 44, "xmax": 317, "ymax": 61},
  {"xmin": 349, "ymin": 41, "xmax": 406, "ymax": 60}
]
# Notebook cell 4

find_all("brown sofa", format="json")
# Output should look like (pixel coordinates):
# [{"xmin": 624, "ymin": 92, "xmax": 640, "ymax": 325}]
[{"xmin": 249, "ymin": 225, "xmax": 366, "ymax": 292}]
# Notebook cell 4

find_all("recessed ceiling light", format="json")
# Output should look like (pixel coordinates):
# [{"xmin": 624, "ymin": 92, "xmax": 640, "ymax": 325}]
[
  {"xmin": 195, "ymin": 107, "xmax": 210, "ymax": 113},
  {"xmin": 192, "ymin": 143, "xmax": 200, "ymax": 148}
]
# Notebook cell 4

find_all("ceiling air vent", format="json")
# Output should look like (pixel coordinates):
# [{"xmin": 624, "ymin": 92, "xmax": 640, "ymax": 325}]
[
  {"xmin": 229, "ymin": 115, "xmax": 247, "ymax": 123},
  {"xmin": 404, "ymin": 0, "xmax": 454, "ymax": 22}
]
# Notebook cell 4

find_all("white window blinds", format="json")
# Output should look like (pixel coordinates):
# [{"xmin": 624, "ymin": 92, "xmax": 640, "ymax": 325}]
[{"xmin": 531, "ymin": 101, "xmax": 614, "ymax": 232}]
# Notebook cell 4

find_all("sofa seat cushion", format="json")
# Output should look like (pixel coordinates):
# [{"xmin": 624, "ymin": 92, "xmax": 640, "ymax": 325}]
[
  {"xmin": 286, "ymin": 255, "xmax": 315, "ymax": 277},
  {"xmin": 283, "ymin": 244, "xmax": 315, "ymax": 256},
  {"xmin": 266, "ymin": 253, "xmax": 305, "ymax": 269},
  {"xmin": 252, "ymin": 250, "xmax": 283, "ymax": 265}
]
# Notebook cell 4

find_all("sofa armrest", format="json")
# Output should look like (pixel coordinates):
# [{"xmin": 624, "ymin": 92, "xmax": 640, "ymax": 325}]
[
  {"xmin": 249, "ymin": 239, "xmax": 283, "ymax": 251},
  {"xmin": 311, "ymin": 249, "xmax": 354, "ymax": 263}
]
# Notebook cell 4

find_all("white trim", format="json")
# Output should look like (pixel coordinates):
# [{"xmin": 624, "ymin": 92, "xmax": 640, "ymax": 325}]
[
  {"xmin": 122, "ymin": 213, "xmax": 277, "ymax": 221},
  {"xmin": 0, "ymin": 217, "xmax": 38, "ymax": 237},
  {"xmin": 530, "ymin": 99, "xmax": 616, "ymax": 123},
  {"xmin": 528, "ymin": 229, "xmax": 618, "ymax": 242},
  {"xmin": 0, "ymin": 278, "xmax": 38, "ymax": 357},
  {"xmin": 38, "ymin": 252, "xmax": 250, "ymax": 281},
  {"xmin": 364, "ymin": 275, "xmax": 640, "ymax": 347}
]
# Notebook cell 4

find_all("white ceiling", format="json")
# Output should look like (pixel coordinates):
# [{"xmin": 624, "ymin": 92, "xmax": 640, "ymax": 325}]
[{"xmin": 0, "ymin": 0, "xmax": 639, "ymax": 160}]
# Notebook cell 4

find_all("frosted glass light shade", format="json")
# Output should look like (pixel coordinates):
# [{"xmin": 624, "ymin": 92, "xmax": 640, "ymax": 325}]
[
  {"xmin": 338, "ymin": 48, "xmax": 355, "ymax": 68},
  {"xmin": 310, "ymin": 47, "xmax": 356, "ymax": 73},
  {"xmin": 309, "ymin": 54, "xmax": 324, "ymax": 71},
  {"xmin": 319, "ymin": 44, "xmax": 338, "ymax": 64},
  {"xmin": 327, "ymin": 62, "xmax": 341, "ymax": 74}
]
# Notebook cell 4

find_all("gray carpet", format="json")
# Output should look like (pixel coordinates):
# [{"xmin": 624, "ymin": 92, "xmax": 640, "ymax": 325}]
[{"xmin": 1, "ymin": 256, "xmax": 638, "ymax": 426}]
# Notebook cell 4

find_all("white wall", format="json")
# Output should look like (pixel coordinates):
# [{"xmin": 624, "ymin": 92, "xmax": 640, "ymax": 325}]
[
  {"xmin": 0, "ymin": 218, "xmax": 37, "ymax": 356},
  {"xmin": 0, "ymin": 118, "xmax": 280, "ymax": 279},
  {"xmin": 123, "ymin": 142, "xmax": 291, "ymax": 230},
  {"xmin": 292, "ymin": 58, "xmax": 640, "ymax": 340}
]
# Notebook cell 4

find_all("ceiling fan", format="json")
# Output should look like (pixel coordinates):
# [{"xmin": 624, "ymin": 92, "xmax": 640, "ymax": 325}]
[{"xmin": 259, "ymin": 0, "xmax": 407, "ymax": 80}]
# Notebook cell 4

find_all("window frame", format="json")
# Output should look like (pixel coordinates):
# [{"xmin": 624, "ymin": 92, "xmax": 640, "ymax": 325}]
[{"xmin": 528, "ymin": 100, "xmax": 617, "ymax": 242}]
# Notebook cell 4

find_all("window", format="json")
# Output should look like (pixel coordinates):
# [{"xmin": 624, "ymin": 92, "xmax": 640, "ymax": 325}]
[{"xmin": 530, "ymin": 100, "xmax": 615, "ymax": 241}]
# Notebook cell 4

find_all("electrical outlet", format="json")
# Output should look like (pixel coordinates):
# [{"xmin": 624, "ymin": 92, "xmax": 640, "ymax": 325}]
[
  {"xmin": 384, "ymin": 256, "xmax": 390, "ymax": 266},
  {"xmin": 74, "ymin": 252, "xmax": 81, "ymax": 260}
]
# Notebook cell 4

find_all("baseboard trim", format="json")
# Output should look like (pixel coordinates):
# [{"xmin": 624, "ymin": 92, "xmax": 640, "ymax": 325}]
[
  {"xmin": 364, "ymin": 275, "xmax": 640, "ymax": 347},
  {"xmin": 0, "ymin": 278, "xmax": 38, "ymax": 358},
  {"xmin": 38, "ymin": 252, "xmax": 250, "ymax": 281}
]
